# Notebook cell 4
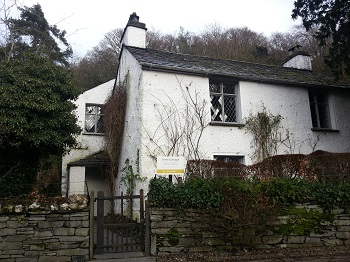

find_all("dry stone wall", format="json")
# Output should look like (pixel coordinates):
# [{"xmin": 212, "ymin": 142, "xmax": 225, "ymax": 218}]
[
  {"xmin": 150, "ymin": 205, "xmax": 350, "ymax": 255},
  {"xmin": 0, "ymin": 195, "xmax": 90, "ymax": 262}
]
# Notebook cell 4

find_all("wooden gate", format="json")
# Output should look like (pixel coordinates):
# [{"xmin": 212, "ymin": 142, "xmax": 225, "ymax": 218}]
[{"xmin": 95, "ymin": 190, "xmax": 145, "ymax": 253}]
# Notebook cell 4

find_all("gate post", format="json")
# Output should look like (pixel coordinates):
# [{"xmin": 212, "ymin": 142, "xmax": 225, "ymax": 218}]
[
  {"xmin": 96, "ymin": 191, "xmax": 104, "ymax": 254},
  {"xmin": 144, "ymin": 199, "xmax": 151, "ymax": 256},
  {"xmin": 89, "ymin": 191, "xmax": 95, "ymax": 260}
]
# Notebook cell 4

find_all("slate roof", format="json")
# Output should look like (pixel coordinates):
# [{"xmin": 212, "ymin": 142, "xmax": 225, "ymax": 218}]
[
  {"xmin": 68, "ymin": 151, "xmax": 109, "ymax": 167},
  {"xmin": 125, "ymin": 46, "xmax": 350, "ymax": 89}
]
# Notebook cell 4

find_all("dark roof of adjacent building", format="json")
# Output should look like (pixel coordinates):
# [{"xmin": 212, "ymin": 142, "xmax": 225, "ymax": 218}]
[
  {"xmin": 124, "ymin": 45, "xmax": 350, "ymax": 89},
  {"xmin": 68, "ymin": 151, "xmax": 109, "ymax": 167}
]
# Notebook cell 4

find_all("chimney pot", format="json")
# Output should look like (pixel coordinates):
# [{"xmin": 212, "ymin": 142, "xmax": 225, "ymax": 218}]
[
  {"xmin": 129, "ymin": 12, "xmax": 139, "ymax": 22},
  {"xmin": 120, "ymin": 12, "xmax": 147, "ymax": 48}
]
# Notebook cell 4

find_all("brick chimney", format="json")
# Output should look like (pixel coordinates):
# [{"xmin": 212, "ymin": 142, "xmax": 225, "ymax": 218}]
[
  {"xmin": 120, "ymin": 12, "xmax": 147, "ymax": 48},
  {"xmin": 283, "ymin": 44, "xmax": 312, "ymax": 71}
]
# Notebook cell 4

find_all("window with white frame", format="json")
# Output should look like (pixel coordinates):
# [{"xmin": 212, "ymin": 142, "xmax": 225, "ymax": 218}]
[
  {"xmin": 214, "ymin": 155, "xmax": 244, "ymax": 164},
  {"xmin": 210, "ymin": 80, "xmax": 238, "ymax": 123},
  {"xmin": 85, "ymin": 104, "xmax": 105, "ymax": 133},
  {"xmin": 308, "ymin": 91, "xmax": 330, "ymax": 129}
]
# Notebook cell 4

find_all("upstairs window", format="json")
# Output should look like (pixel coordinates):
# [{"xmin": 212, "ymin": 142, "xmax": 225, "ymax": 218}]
[
  {"xmin": 85, "ymin": 104, "xmax": 105, "ymax": 134},
  {"xmin": 308, "ymin": 91, "xmax": 330, "ymax": 129},
  {"xmin": 210, "ymin": 81, "xmax": 238, "ymax": 123}
]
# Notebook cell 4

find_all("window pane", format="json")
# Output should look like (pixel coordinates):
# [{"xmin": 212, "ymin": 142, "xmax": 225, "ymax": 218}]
[
  {"xmin": 96, "ymin": 115, "xmax": 104, "ymax": 133},
  {"xmin": 223, "ymin": 96, "xmax": 236, "ymax": 122},
  {"xmin": 215, "ymin": 155, "xmax": 243, "ymax": 164},
  {"xmin": 210, "ymin": 94, "xmax": 223, "ymax": 121},
  {"xmin": 310, "ymin": 104, "xmax": 318, "ymax": 127},
  {"xmin": 318, "ymin": 104, "xmax": 330, "ymax": 128},
  {"xmin": 209, "ymin": 82, "xmax": 220, "ymax": 93},
  {"xmin": 315, "ymin": 94, "xmax": 327, "ymax": 104},
  {"xmin": 223, "ymin": 82, "xmax": 236, "ymax": 94},
  {"xmin": 96, "ymin": 105, "xmax": 103, "ymax": 115},
  {"xmin": 309, "ymin": 92, "xmax": 330, "ymax": 129},
  {"xmin": 85, "ymin": 115, "xmax": 96, "ymax": 132},
  {"xmin": 86, "ymin": 105, "xmax": 96, "ymax": 114}
]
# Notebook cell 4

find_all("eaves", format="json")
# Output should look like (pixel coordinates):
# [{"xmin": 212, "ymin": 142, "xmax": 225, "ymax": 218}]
[{"xmin": 140, "ymin": 63, "xmax": 348, "ymax": 90}]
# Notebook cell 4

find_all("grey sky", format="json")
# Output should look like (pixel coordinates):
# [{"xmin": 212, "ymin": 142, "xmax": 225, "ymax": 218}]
[{"xmin": 18, "ymin": 0, "xmax": 301, "ymax": 57}]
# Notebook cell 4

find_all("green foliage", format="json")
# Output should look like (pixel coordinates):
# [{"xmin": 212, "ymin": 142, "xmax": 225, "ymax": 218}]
[
  {"xmin": 307, "ymin": 182, "xmax": 350, "ymax": 211},
  {"xmin": 165, "ymin": 228, "xmax": 180, "ymax": 246},
  {"xmin": 276, "ymin": 206, "xmax": 333, "ymax": 236},
  {"xmin": 292, "ymin": 0, "xmax": 350, "ymax": 79},
  {"xmin": 0, "ymin": 4, "xmax": 80, "ymax": 197},
  {"xmin": 121, "ymin": 151, "xmax": 146, "ymax": 195},
  {"xmin": 263, "ymin": 178, "xmax": 350, "ymax": 212},
  {"xmin": 3, "ymin": 4, "xmax": 72, "ymax": 66},
  {"xmin": 0, "ymin": 53, "xmax": 81, "ymax": 196},
  {"xmin": 149, "ymin": 176, "xmax": 350, "ymax": 245},
  {"xmin": 262, "ymin": 178, "xmax": 310, "ymax": 204},
  {"xmin": 148, "ymin": 177, "xmax": 222, "ymax": 209},
  {"xmin": 150, "ymin": 177, "xmax": 350, "ymax": 213}
]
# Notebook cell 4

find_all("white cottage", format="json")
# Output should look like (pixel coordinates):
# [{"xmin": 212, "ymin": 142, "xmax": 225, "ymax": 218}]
[
  {"xmin": 63, "ymin": 13, "xmax": 350, "ymax": 198},
  {"xmin": 61, "ymin": 80, "xmax": 113, "ymax": 196}
]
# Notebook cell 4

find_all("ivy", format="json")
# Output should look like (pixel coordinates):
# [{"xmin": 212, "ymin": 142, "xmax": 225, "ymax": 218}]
[{"xmin": 149, "ymin": 177, "xmax": 350, "ymax": 213}]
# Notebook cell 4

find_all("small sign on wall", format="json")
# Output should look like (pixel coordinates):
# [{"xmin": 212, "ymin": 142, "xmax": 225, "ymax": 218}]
[{"xmin": 156, "ymin": 156, "xmax": 186, "ymax": 175}]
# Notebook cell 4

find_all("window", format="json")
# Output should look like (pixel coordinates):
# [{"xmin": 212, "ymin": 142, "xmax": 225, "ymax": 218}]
[
  {"xmin": 210, "ymin": 81, "xmax": 238, "ymax": 123},
  {"xmin": 308, "ymin": 91, "xmax": 330, "ymax": 129},
  {"xmin": 214, "ymin": 155, "xmax": 244, "ymax": 164},
  {"xmin": 85, "ymin": 104, "xmax": 105, "ymax": 133}
]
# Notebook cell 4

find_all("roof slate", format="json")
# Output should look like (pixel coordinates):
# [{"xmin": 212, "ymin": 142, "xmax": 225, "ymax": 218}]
[
  {"xmin": 68, "ymin": 151, "xmax": 109, "ymax": 167},
  {"xmin": 125, "ymin": 46, "xmax": 350, "ymax": 89}
]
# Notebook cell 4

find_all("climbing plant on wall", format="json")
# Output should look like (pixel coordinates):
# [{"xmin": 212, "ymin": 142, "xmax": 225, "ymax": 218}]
[
  {"xmin": 244, "ymin": 105, "xmax": 283, "ymax": 163},
  {"xmin": 104, "ymin": 78, "xmax": 127, "ymax": 198}
]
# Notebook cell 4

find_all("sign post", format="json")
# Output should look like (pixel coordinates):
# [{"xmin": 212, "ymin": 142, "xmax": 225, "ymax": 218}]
[{"xmin": 156, "ymin": 156, "xmax": 186, "ymax": 182}]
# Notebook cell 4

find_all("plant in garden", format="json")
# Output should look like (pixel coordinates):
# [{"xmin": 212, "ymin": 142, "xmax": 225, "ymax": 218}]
[
  {"xmin": 120, "ymin": 151, "xmax": 146, "ymax": 196},
  {"xmin": 244, "ymin": 105, "xmax": 284, "ymax": 163}
]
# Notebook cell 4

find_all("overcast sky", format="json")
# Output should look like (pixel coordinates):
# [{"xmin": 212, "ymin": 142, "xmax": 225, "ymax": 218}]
[{"xmin": 17, "ymin": 0, "xmax": 301, "ymax": 57}]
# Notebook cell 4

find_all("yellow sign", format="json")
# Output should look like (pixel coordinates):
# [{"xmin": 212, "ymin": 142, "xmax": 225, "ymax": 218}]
[{"xmin": 156, "ymin": 156, "xmax": 186, "ymax": 175}]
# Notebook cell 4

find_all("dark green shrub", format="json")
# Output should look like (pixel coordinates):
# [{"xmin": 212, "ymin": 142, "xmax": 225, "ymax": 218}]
[
  {"xmin": 148, "ymin": 177, "xmax": 177, "ymax": 208},
  {"xmin": 148, "ymin": 177, "xmax": 222, "ymax": 209},
  {"xmin": 262, "ymin": 178, "xmax": 310, "ymax": 204}
]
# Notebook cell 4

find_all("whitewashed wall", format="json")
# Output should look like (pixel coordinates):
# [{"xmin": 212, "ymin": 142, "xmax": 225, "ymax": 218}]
[
  {"xmin": 61, "ymin": 80, "xmax": 114, "ymax": 195},
  {"xmin": 116, "ymin": 49, "xmax": 350, "ymax": 199},
  {"xmin": 116, "ymin": 49, "xmax": 145, "ymax": 196},
  {"xmin": 124, "ymin": 70, "xmax": 350, "ymax": 192}
]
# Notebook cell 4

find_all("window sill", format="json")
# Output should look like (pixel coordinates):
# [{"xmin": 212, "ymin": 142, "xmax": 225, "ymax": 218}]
[
  {"xmin": 209, "ymin": 122, "xmax": 245, "ymax": 128},
  {"xmin": 83, "ymin": 132, "xmax": 105, "ymax": 136},
  {"xmin": 311, "ymin": 128, "xmax": 339, "ymax": 133}
]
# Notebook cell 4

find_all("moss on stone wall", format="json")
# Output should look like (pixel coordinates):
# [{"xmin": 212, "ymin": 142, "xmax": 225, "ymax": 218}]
[{"xmin": 276, "ymin": 205, "xmax": 333, "ymax": 236}]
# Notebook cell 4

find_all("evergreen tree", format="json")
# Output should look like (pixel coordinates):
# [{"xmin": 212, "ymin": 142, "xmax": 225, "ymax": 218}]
[
  {"xmin": 1, "ymin": 4, "xmax": 72, "ymax": 66},
  {"xmin": 292, "ymin": 0, "xmax": 350, "ymax": 79},
  {"xmin": 0, "ymin": 4, "xmax": 80, "ymax": 196}
]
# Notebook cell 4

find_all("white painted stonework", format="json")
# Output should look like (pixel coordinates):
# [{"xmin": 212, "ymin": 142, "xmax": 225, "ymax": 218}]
[
  {"xmin": 121, "ymin": 26, "xmax": 146, "ymax": 48},
  {"xmin": 116, "ymin": 62, "xmax": 350, "ymax": 196},
  {"xmin": 62, "ymin": 13, "xmax": 350, "ymax": 203},
  {"xmin": 112, "ymin": 14, "xmax": 350, "ymax": 197},
  {"xmin": 61, "ymin": 80, "xmax": 114, "ymax": 195},
  {"xmin": 283, "ymin": 55, "xmax": 312, "ymax": 71}
]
